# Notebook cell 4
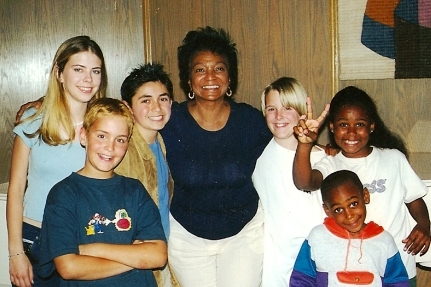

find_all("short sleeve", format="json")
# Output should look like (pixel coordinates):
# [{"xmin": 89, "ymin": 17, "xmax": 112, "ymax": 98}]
[
  {"xmin": 13, "ymin": 108, "xmax": 41, "ymax": 148},
  {"xmin": 38, "ymin": 179, "xmax": 80, "ymax": 275},
  {"xmin": 131, "ymin": 180, "xmax": 166, "ymax": 242}
]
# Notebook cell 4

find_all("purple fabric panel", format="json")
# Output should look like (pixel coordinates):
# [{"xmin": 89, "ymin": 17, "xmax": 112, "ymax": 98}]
[
  {"xmin": 290, "ymin": 270, "xmax": 317, "ymax": 286},
  {"xmin": 316, "ymin": 272, "xmax": 329, "ymax": 286},
  {"xmin": 419, "ymin": 0, "xmax": 431, "ymax": 27}
]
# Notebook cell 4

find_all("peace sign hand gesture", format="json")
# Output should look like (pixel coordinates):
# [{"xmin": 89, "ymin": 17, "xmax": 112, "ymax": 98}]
[{"xmin": 293, "ymin": 97, "xmax": 330, "ymax": 144}]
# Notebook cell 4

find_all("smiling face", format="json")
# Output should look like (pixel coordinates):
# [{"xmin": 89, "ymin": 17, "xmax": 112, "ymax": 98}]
[
  {"xmin": 330, "ymin": 105, "xmax": 374, "ymax": 158},
  {"xmin": 128, "ymin": 81, "xmax": 172, "ymax": 143},
  {"xmin": 188, "ymin": 51, "xmax": 230, "ymax": 102},
  {"xmin": 323, "ymin": 181, "xmax": 370, "ymax": 238},
  {"xmin": 264, "ymin": 90, "xmax": 300, "ymax": 149},
  {"xmin": 79, "ymin": 115, "xmax": 130, "ymax": 179},
  {"xmin": 58, "ymin": 51, "xmax": 102, "ymax": 105}
]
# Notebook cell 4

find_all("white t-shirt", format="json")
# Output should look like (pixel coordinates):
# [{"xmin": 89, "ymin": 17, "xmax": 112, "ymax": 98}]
[
  {"xmin": 314, "ymin": 147, "xmax": 427, "ymax": 279},
  {"xmin": 252, "ymin": 138, "xmax": 327, "ymax": 286}
]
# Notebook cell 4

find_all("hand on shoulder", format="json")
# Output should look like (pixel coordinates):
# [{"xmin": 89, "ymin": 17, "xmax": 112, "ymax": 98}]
[{"xmin": 16, "ymin": 97, "xmax": 44, "ymax": 123}]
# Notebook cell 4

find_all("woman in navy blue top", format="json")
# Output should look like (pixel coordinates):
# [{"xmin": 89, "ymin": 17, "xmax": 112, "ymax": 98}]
[{"xmin": 161, "ymin": 26, "xmax": 272, "ymax": 287}]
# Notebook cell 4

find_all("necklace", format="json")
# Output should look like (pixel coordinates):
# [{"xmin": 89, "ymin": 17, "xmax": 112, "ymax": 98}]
[{"xmin": 73, "ymin": 121, "xmax": 83, "ymax": 126}]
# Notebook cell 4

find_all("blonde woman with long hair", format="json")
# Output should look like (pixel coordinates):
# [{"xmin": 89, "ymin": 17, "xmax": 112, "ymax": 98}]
[{"xmin": 7, "ymin": 35, "xmax": 107, "ymax": 287}]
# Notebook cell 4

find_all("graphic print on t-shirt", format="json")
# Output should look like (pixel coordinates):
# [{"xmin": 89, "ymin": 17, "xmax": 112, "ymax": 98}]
[
  {"xmin": 363, "ymin": 179, "xmax": 386, "ymax": 194},
  {"xmin": 85, "ymin": 209, "xmax": 132, "ymax": 235}
]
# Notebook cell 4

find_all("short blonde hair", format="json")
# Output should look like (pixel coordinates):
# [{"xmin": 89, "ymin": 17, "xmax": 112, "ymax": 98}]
[
  {"xmin": 261, "ymin": 77, "xmax": 307, "ymax": 116},
  {"xmin": 83, "ymin": 98, "xmax": 134, "ymax": 139}
]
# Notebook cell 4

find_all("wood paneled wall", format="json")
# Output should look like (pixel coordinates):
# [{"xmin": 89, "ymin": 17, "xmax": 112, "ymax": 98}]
[
  {"xmin": 338, "ymin": 80, "xmax": 431, "ymax": 179},
  {"xmin": 0, "ymin": 0, "xmax": 144, "ymax": 182},
  {"xmin": 147, "ymin": 0, "xmax": 431, "ymax": 180},
  {"xmin": 146, "ymin": 0, "xmax": 334, "ymax": 111},
  {"xmin": 333, "ymin": 1, "xmax": 431, "ymax": 179},
  {"xmin": 1, "ymin": 0, "xmax": 431, "ymax": 285},
  {"xmin": 1, "ymin": 1, "xmax": 430, "ymax": 187},
  {"xmin": 1, "ymin": 0, "xmax": 335, "ymax": 181}
]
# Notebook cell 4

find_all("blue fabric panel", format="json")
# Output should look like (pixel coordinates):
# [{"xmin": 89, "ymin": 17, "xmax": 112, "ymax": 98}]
[{"xmin": 362, "ymin": 15, "xmax": 396, "ymax": 58}]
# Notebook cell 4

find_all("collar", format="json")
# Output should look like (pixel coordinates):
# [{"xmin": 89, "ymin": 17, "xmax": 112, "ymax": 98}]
[
  {"xmin": 323, "ymin": 217, "xmax": 384, "ymax": 239},
  {"xmin": 130, "ymin": 130, "xmax": 166, "ymax": 161}
]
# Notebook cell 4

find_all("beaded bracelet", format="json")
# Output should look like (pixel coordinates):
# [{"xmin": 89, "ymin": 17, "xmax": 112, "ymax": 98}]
[{"xmin": 8, "ymin": 251, "xmax": 25, "ymax": 259}]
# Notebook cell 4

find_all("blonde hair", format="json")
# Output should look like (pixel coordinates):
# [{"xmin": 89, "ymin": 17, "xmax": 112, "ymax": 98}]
[
  {"xmin": 261, "ymin": 77, "xmax": 307, "ymax": 116},
  {"xmin": 83, "ymin": 98, "xmax": 134, "ymax": 139},
  {"xmin": 23, "ymin": 36, "xmax": 107, "ymax": 145}
]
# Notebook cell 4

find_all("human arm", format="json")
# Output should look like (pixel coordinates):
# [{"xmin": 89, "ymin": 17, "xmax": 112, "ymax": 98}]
[
  {"xmin": 42, "ymin": 175, "xmax": 167, "ymax": 281},
  {"xmin": 53, "ymin": 240, "xmax": 167, "ymax": 280},
  {"xmin": 293, "ymin": 142, "xmax": 324, "ymax": 191},
  {"xmin": 78, "ymin": 239, "xmax": 167, "ymax": 269},
  {"xmin": 382, "ymin": 251, "xmax": 409, "ymax": 287},
  {"xmin": 53, "ymin": 253, "xmax": 132, "ymax": 280},
  {"xmin": 15, "ymin": 97, "xmax": 43, "ymax": 123},
  {"xmin": 6, "ymin": 137, "xmax": 33, "ymax": 287},
  {"xmin": 403, "ymin": 198, "xmax": 430, "ymax": 256},
  {"xmin": 292, "ymin": 97, "xmax": 328, "ymax": 191}
]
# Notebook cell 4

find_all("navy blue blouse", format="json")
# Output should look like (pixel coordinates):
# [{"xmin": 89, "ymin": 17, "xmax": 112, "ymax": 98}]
[{"xmin": 161, "ymin": 100, "xmax": 271, "ymax": 239}]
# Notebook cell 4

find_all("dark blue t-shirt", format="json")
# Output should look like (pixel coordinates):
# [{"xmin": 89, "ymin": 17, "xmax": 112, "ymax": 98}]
[
  {"xmin": 38, "ymin": 173, "xmax": 166, "ymax": 286},
  {"xmin": 161, "ymin": 100, "xmax": 271, "ymax": 239}
]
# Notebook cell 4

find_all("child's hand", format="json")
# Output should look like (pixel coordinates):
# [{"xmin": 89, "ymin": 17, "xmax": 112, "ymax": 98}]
[
  {"xmin": 402, "ymin": 224, "xmax": 430, "ymax": 256},
  {"xmin": 294, "ymin": 97, "xmax": 330, "ymax": 144},
  {"xmin": 295, "ymin": 119, "xmax": 319, "ymax": 143},
  {"xmin": 15, "ymin": 97, "xmax": 44, "ymax": 123}
]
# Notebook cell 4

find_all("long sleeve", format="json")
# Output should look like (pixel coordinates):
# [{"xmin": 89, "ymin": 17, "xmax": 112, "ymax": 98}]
[
  {"xmin": 290, "ymin": 240, "xmax": 318, "ymax": 287},
  {"xmin": 382, "ymin": 251, "xmax": 409, "ymax": 287}
]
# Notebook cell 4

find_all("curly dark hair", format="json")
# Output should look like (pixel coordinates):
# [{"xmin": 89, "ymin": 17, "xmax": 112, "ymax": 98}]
[
  {"xmin": 327, "ymin": 86, "xmax": 408, "ymax": 157},
  {"xmin": 121, "ymin": 63, "xmax": 173, "ymax": 106},
  {"xmin": 177, "ymin": 26, "xmax": 238, "ymax": 97}
]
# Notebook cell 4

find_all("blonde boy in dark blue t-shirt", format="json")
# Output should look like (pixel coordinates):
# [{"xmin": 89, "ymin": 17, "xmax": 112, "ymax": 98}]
[{"xmin": 38, "ymin": 98, "xmax": 167, "ymax": 287}]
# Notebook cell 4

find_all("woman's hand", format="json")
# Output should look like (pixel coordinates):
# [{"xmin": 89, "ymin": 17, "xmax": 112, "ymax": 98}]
[
  {"xmin": 294, "ymin": 97, "xmax": 329, "ymax": 144},
  {"xmin": 15, "ymin": 97, "xmax": 44, "ymax": 123},
  {"xmin": 9, "ymin": 254, "xmax": 34, "ymax": 287}
]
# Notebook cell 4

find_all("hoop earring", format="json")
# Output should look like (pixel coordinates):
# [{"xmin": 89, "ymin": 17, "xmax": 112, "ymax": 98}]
[
  {"xmin": 188, "ymin": 90, "xmax": 195, "ymax": 100},
  {"xmin": 226, "ymin": 87, "xmax": 232, "ymax": 97}
]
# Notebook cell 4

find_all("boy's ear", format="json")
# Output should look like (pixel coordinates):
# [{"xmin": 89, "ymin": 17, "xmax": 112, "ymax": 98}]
[
  {"xmin": 79, "ymin": 127, "xmax": 87, "ymax": 147},
  {"xmin": 122, "ymin": 100, "xmax": 133, "ymax": 114},
  {"xmin": 363, "ymin": 188, "xmax": 370, "ymax": 204},
  {"xmin": 323, "ymin": 203, "xmax": 332, "ymax": 217}
]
